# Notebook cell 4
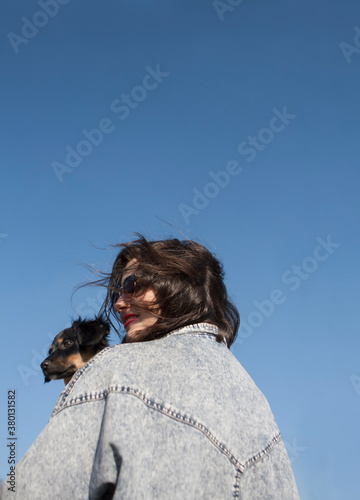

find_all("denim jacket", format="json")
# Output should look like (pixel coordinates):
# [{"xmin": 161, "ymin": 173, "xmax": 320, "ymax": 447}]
[{"xmin": 6, "ymin": 323, "xmax": 300, "ymax": 499}]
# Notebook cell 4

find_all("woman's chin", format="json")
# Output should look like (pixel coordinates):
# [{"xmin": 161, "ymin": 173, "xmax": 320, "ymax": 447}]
[
  {"xmin": 123, "ymin": 316, "xmax": 158, "ymax": 342},
  {"xmin": 124, "ymin": 325, "xmax": 142, "ymax": 342}
]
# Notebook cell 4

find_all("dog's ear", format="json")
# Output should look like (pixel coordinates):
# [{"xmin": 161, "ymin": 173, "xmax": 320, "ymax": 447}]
[{"xmin": 73, "ymin": 316, "xmax": 110, "ymax": 348}]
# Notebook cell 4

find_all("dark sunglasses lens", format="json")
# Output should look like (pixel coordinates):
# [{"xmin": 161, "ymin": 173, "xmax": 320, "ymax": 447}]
[
  {"xmin": 123, "ymin": 275, "xmax": 136, "ymax": 294},
  {"xmin": 113, "ymin": 274, "xmax": 137, "ymax": 303}
]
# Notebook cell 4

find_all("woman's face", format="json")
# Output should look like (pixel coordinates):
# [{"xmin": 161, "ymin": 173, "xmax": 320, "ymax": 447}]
[{"xmin": 113, "ymin": 260, "xmax": 159, "ymax": 341}]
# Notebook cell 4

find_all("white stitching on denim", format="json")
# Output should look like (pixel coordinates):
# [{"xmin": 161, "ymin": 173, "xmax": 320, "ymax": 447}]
[
  {"xmin": 233, "ymin": 468, "xmax": 242, "ymax": 499},
  {"xmin": 53, "ymin": 345, "xmax": 115, "ymax": 410},
  {"xmin": 243, "ymin": 432, "xmax": 282, "ymax": 470},
  {"xmin": 51, "ymin": 385, "xmax": 282, "ymax": 475},
  {"xmin": 53, "ymin": 325, "xmax": 221, "ymax": 411},
  {"xmin": 231, "ymin": 433, "xmax": 283, "ymax": 498}
]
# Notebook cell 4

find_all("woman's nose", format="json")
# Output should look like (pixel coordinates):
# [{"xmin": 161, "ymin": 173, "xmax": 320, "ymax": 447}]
[{"xmin": 114, "ymin": 293, "xmax": 130, "ymax": 311}]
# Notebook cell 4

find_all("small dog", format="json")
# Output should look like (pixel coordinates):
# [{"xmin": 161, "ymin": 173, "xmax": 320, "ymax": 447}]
[{"xmin": 41, "ymin": 316, "xmax": 110, "ymax": 385}]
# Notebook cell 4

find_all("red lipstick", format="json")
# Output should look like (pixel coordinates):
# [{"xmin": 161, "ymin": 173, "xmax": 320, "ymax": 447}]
[{"xmin": 123, "ymin": 314, "xmax": 138, "ymax": 328}]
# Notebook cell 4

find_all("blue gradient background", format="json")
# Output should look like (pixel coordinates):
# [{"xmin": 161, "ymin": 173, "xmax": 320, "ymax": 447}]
[{"xmin": 1, "ymin": 1, "xmax": 360, "ymax": 497}]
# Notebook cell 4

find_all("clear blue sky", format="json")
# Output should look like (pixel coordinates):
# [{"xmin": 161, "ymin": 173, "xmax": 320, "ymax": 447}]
[{"xmin": 1, "ymin": 1, "xmax": 360, "ymax": 497}]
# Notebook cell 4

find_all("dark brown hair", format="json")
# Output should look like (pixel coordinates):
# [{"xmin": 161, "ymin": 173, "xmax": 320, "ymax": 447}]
[{"xmin": 95, "ymin": 234, "xmax": 239, "ymax": 347}]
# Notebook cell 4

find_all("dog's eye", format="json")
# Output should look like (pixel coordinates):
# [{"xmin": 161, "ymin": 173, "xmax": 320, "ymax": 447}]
[{"xmin": 63, "ymin": 340, "xmax": 73, "ymax": 347}]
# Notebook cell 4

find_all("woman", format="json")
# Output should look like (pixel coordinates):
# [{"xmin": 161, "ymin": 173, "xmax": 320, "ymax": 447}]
[
  {"xmin": 100, "ymin": 235, "xmax": 240, "ymax": 346},
  {"xmin": 10, "ymin": 235, "xmax": 300, "ymax": 499}
]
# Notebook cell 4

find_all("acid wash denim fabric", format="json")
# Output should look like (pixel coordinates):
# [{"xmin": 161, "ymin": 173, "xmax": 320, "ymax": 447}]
[{"xmin": 6, "ymin": 323, "xmax": 300, "ymax": 500}]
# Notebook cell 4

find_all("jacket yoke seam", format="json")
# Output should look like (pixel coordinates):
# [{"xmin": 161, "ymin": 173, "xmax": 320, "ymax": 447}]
[{"xmin": 51, "ymin": 384, "xmax": 282, "ymax": 476}]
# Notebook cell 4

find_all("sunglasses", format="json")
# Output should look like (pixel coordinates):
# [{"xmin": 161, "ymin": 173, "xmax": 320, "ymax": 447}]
[{"xmin": 113, "ymin": 274, "xmax": 137, "ymax": 302}]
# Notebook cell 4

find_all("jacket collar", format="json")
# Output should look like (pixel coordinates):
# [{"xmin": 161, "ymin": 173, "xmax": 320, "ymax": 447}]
[{"xmin": 165, "ymin": 322, "xmax": 219, "ymax": 338}]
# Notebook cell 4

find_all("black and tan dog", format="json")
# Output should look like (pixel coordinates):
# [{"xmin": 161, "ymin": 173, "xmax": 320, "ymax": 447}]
[{"xmin": 41, "ymin": 316, "xmax": 110, "ymax": 385}]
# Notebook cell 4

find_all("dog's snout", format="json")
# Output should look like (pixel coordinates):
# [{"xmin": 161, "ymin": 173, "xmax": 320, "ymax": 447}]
[{"xmin": 41, "ymin": 360, "xmax": 49, "ymax": 370}]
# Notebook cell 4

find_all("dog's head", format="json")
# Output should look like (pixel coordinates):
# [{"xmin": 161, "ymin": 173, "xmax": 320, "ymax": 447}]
[{"xmin": 41, "ymin": 316, "xmax": 110, "ymax": 384}]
